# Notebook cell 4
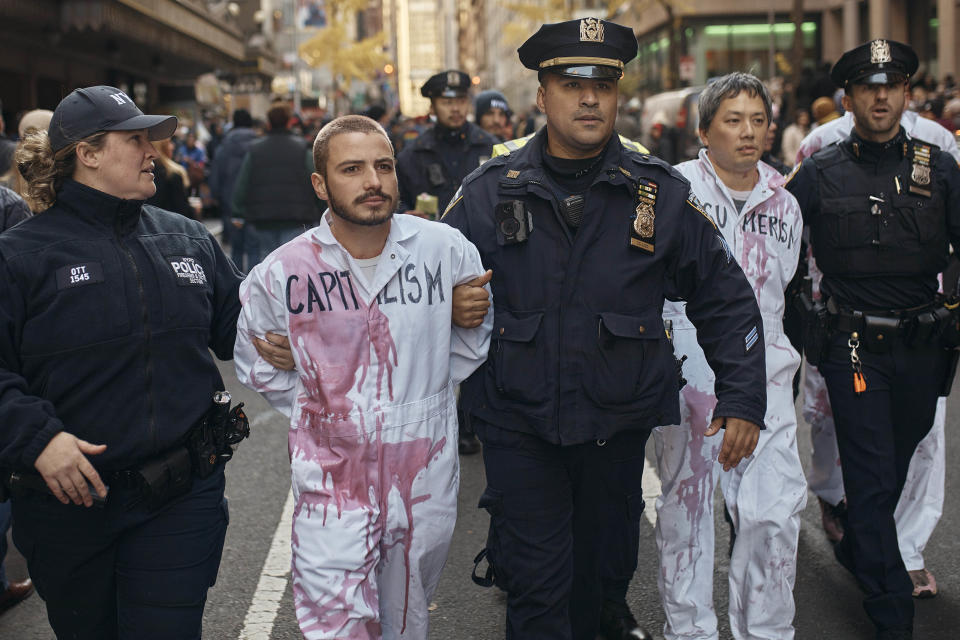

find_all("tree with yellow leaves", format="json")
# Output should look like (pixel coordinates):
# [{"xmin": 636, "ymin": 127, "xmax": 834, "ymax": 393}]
[{"xmin": 298, "ymin": 0, "xmax": 391, "ymax": 111}]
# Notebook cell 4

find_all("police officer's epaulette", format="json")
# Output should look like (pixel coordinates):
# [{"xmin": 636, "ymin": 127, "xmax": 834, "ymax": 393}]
[
  {"xmin": 492, "ymin": 134, "xmax": 535, "ymax": 158},
  {"xmin": 618, "ymin": 135, "xmax": 650, "ymax": 154},
  {"xmin": 783, "ymin": 161, "xmax": 802, "ymax": 186},
  {"xmin": 684, "ymin": 191, "xmax": 717, "ymax": 230},
  {"xmin": 622, "ymin": 150, "xmax": 691, "ymax": 188},
  {"xmin": 809, "ymin": 140, "xmax": 847, "ymax": 169}
]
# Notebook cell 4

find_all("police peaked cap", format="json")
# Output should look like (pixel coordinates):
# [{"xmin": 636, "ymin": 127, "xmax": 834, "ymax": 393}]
[
  {"xmin": 831, "ymin": 39, "xmax": 918, "ymax": 87},
  {"xmin": 518, "ymin": 18, "xmax": 637, "ymax": 79},
  {"xmin": 421, "ymin": 70, "xmax": 472, "ymax": 98}
]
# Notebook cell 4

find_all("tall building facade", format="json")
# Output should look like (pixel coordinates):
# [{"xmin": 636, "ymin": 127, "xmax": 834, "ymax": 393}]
[
  {"xmin": 623, "ymin": 0, "xmax": 959, "ymax": 92},
  {"xmin": 0, "ymin": 0, "xmax": 276, "ymax": 118}
]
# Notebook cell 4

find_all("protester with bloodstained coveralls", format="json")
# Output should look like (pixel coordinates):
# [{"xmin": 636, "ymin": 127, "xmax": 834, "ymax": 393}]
[
  {"xmin": 234, "ymin": 115, "xmax": 492, "ymax": 640},
  {"xmin": 0, "ymin": 85, "xmax": 293, "ymax": 639},
  {"xmin": 786, "ymin": 40, "xmax": 960, "ymax": 639},
  {"xmin": 444, "ymin": 18, "xmax": 767, "ymax": 640},
  {"xmin": 792, "ymin": 64, "xmax": 960, "ymax": 601},
  {"xmin": 651, "ymin": 72, "xmax": 806, "ymax": 640}
]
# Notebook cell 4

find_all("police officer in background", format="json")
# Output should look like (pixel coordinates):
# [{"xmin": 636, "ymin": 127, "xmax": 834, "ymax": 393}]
[
  {"xmin": 787, "ymin": 40, "xmax": 960, "ymax": 640},
  {"xmin": 397, "ymin": 69, "xmax": 498, "ymax": 455},
  {"xmin": 445, "ymin": 19, "xmax": 767, "ymax": 640},
  {"xmin": 396, "ymin": 70, "xmax": 498, "ymax": 219}
]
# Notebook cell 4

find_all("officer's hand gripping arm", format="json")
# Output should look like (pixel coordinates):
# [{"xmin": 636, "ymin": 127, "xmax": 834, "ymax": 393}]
[
  {"xmin": 450, "ymin": 233, "xmax": 493, "ymax": 386},
  {"xmin": 453, "ymin": 270, "xmax": 493, "ymax": 329}
]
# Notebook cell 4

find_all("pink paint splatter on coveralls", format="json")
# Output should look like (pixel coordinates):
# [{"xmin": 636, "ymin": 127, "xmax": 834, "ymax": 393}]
[{"xmin": 235, "ymin": 214, "xmax": 491, "ymax": 639}]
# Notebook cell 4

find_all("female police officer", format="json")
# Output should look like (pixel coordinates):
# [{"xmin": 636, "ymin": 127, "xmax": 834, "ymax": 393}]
[{"xmin": 0, "ymin": 86, "xmax": 290, "ymax": 639}]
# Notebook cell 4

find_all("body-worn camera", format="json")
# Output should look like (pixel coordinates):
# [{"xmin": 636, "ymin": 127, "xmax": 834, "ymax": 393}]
[{"xmin": 495, "ymin": 200, "xmax": 533, "ymax": 245}]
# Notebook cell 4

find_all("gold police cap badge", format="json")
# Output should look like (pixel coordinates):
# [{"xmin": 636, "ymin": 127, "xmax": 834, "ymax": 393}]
[
  {"xmin": 870, "ymin": 39, "xmax": 892, "ymax": 64},
  {"xmin": 580, "ymin": 18, "xmax": 604, "ymax": 43}
]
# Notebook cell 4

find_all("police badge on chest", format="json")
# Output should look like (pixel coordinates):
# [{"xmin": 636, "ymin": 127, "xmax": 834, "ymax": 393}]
[{"xmin": 629, "ymin": 179, "xmax": 658, "ymax": 254}]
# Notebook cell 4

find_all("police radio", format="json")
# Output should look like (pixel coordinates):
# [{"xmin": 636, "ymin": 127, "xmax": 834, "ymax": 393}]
[{"xmin": 494, "ymin": 200, "xmax": 533, "ymax": 245}]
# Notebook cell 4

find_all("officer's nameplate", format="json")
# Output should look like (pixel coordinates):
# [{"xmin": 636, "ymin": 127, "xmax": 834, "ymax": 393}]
[
  {"xmin": 580, "ymin": 18, "xmax": 604, "ymax": 43},
  {"xmin": 634, "ymin": 202, "xmax": 655, "ymax": 237},
  {"xmin": 870, "ymin": 40, "xmax": 892, "ymax": 64}
]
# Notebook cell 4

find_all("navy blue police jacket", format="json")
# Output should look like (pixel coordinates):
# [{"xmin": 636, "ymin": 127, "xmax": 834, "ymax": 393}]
[
  {"xmin": 396, "ymin": 122, "xmax": 497, "ymax": 214},
  {"xmin": 0, "ymin": 179, "xmax": 243, "ymax": 470},
  {"xmin": 442, "ymin": 129, "xmax": 767, "ymax": 445}
]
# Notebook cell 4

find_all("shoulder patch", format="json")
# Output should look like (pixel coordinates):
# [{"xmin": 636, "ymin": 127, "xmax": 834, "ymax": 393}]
[
  {"xmin": 686, "ymin": 194, "xmax": 717, "ymax": 230},
  {"xmin": 783, "ymin": 162, "xmax": 801, "ymax": 186},
  {"xmin": 440, "ymin": 190, "xmax": 463, "ymax": 220},
  {"xmin": 492, "ymin": 134, "xmax": 535, "ymax": 158}
]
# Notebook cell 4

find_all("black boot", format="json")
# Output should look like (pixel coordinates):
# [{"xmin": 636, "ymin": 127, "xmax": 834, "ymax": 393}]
[{"xmin": 597, "ymin": 600, "xmax": 653, "ymax": 640}]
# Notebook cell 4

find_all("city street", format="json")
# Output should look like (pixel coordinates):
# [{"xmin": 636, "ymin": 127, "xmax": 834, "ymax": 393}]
[{"xmin": 2, "ymin": 359, "xmax": 959, "ymax": 639}]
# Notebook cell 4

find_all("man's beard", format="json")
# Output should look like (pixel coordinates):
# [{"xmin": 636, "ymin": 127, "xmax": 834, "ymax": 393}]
[{"xmin": 328, "ymin": 187, "xmax": 394, "ymax": 227}]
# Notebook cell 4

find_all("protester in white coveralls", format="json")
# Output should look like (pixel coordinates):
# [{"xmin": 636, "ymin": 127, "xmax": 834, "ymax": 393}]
[
  {"xmin": 234, "ymin": 115, "xmax": 493, "ymax": 639},
  {"xmin": 653, "ymin": 73, "xmax": 807, "ymax": 640},
  {"xmin": 794, "ymin": 107, "xmax": 959, "ymax": 598}
]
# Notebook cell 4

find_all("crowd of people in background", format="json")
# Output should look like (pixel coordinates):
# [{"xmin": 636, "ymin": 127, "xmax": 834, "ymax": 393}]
[
  {"xmin": 2, "ymin": 26, "xmax": 960, "ymax": 640},
  {"xmin": 3, "ymin": 67, "xmax": 958, "ymax": 234}
]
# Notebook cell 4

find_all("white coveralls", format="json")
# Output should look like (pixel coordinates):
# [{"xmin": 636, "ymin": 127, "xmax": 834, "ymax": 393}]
[
  {"xmin": 235, "ymin": 214, "xmax": 492, "ymax": 639},
  {"xmin": 795, "ymin": 111, "xmax": 957, "ymax": 570},
  {"xmin": 654, "ymin": 152, "xmax": 807, "ymax": 640}
]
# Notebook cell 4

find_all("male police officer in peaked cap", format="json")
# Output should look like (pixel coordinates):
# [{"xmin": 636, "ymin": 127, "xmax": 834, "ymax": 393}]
[
  {"xmin": 787, "ymin": 39, "xmax": 960, "ymax": 640},
  {"xmin": 396, "ymin": 70, "xmax": 498, "ymax": 220},
  {"xmin": 444, "ymin": 18, "xmax": 767, "ymax": 640}
]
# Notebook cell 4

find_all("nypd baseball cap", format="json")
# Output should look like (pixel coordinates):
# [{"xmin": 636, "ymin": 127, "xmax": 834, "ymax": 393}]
[{"xmin": 49, "ymin": 86, "xmax": 178, "ymax": 151}]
